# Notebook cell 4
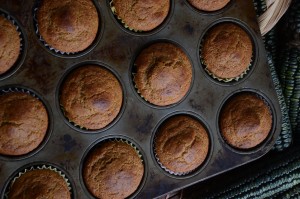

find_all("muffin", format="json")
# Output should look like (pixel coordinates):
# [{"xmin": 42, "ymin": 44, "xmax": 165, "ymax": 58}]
[
  {"xmin": 202, "ymin": 23, "xmax": 253, "ymax": 81},
  {"xmin": 8, "ymin": 169, "xmax": 71, "ymax": 199},
  {"xmin": 135, "ymin": 42, "xmax": 192, "ymax": 106},
  {"xmin": 83, "ymin": 140, "xmax": 144, "ymax": 199},
  {"xmin": 188, "ymin": 0, "xmax": 230, "ymax": 11},
  {"xmin": 0, "ymin": 92, "xmax": 48, "ymax": 156},
  {"xmin": 111, "ymin": 0, "xmax": 170, "ymax": 31},
  {"xmin": 0, "ymin": 15, "xmax": 20, "ymax": 75},
  {"xmin": 220, "ymin": 93, "xmax": 272, "ymax": 149},
  {"xmin": 60, "ymin": 65, "xmax": 123, "ymax": 130},
  {"xmin": 155, "ymin": 115, "xmax": 210, "ymax": 174},
  {"xmin": 37, "ymin": 0, "xmax": 99, "ymax": 53}
]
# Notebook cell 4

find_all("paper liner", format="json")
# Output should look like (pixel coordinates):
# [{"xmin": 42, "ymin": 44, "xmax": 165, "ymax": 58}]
[
  {"xmin": 4, "ymin": 165, "xmax": 72, "ymax": 199},
  {"xmin": 0, "ymin": 12, "xmax": 23, "ymax": 52},
  {"xmin": 59, "ymin": 104, "xmax": 89, "ymax": 131},
  {"xmin": 153, "ymin": 134, "xmax": 196, "ymax": 176},
  {"xmin": 109, "ymin": 0, "xmax": 142, "ymax": 33},
  {"xmin": 0, "ymin": 11, "xmax": 24, "ymax": 77},
  {"xmin": 0, "ymin": 87, "xmax": 38, "ymax": 100},
  {"xmin": 98, "ymin": 138, "xmax": 144, "ymax": 161},
  {"xmin": 33, "ymin": 1, "xmax": 76, "ymax": 55},
  {"xmin": 132, "ymin": 72, "xmax": 149, "ymax": 103},
  {"xmin": 199, "ymin": 38, "xmax": 253, "ymax": 83}
]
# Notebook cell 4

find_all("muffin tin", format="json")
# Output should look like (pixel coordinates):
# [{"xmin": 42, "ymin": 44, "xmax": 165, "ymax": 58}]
[{"xmin": 0, "ymin": 0, "xmax": 281, "ymax": 198}]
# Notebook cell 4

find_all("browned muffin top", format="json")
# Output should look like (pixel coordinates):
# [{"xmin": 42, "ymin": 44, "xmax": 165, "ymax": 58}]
[
  {"xmin": 155, "ymin": 115, "xmax": 209, "ymax": 174},
  {"xmin": 0, "ymin": 92, "xmax": 48, "ymax": 156},
  {"xmin": 135, "ymin": 42, "xmax": 192, "ymax": 106},
  {"xmin": 188, "ymin": 0, "xmax": 230, "ymax": 11},
  {"xmin": 8, "ymin": 169, "xmax": 71, "ymax": 199},
  {"xmin": 220, "ymin": 93, "xmax": 272, "ymax": 149},
  {"xmin": 112, "ymin": 0, "xmax": 170, "ymax": 31},
  {"xmin": 202, "ymin": 23, "xmax": 252, "ymax": 80},
  {"xmin": 60, "ymin": 65, "xmax": 123, "ymax": 130},
  {"xmin": 0, "ymin": 15, "xmax": 20, "ymax": 75},
  {"xmin": 83, "ymin": 141, "xmax": 144, "ymax": 199},
  {"xmin": 37, "ymin": 0, "xmax": 99, "ymax": 53}
]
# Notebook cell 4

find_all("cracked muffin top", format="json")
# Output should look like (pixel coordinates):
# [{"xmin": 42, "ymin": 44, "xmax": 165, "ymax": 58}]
[
  {"xmin": 0, "ymin": 92, "xmax": 48, "ymax": 156},
  {"xmin": 60, "ymin": 65, "xmax": 123, "ymax": 130},
  {"xmin": 154, "ymin": 115, "xmax": 209, "ymax": 174},
  {"xmin": 134, "ymin": 42, "xmax": 192, "ymax": 106},
  {"xmin": 83, "ymin": 140, "xmax": 144, "ymax": 199},
  {"xmin": 201, "ymin": 23, "xmax": 252, "ymax": 80},
  {"xmin": 220, "ymin": 93, "xmax": 272, "ymax": 149},
  {"xmin": 8, "ymin": 169, "xmax": 71, "ymax": 199},
  {"xmin": 111, "ymin": 0, "xmax": 170, "ymax": 31},
  {"xmin": 0, "ymin": 15, "xmax": 20, "ymax": 75},
  {"xmin": 188, "ymin": 0, "xmax": 230, "ymax": 12},
  {"xmin": 37, "ymin": 0, "xmax": 99, "ymax": 53}
]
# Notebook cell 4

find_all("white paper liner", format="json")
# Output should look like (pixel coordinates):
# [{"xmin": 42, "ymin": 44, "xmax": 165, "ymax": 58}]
[
  {"xmin": 4, "ymin": 165, "xmax": 72, "ymax": 199},
  {"xmin": 0, "ymin": 11, "xmax": 24, "ymax": 77},
  {"xmin": 132, "ymin": 72, "xmax": 149, "ymax": 102},
  {"xmin": 102, "ymin": 138, "xmax": 143, "ymax": 161},
  {"xmin": 153, "ymin": 134, "xmax": 196, "ymax": 176},
  {"xmin": 33, "ymin": 4, "xmax": 75, "ymax": 55},
  {"xmin": 109, "ymin": 0, "xmax": 142, "ymax": 33},
  {"xmin": 199, "ymin": 39, "xmax": 253, "ymax": 83},
  {"xmin": 0, "ymin": 87, "xmax": 38, "ymax": 100}
]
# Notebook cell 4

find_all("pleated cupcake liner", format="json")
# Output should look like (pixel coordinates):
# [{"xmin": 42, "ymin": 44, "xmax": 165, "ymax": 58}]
[
  {"xmin": 32, "ymin": 5, "xmax": 75, "ymax": 55},
  {"xmin": 0, "ymin": 87, "xmax": 39, "ymax": 101},
  {"xmin": 4, "ymin": 164, "xmax": 73, "ymax": 199},
  {"xmin": 153, "ymin": 133, "xmax": 200, "ymax": 176},
  {"xmin": 0, "ymin": 12, "xmax": 23, "ymax": 52},
  {"xmin": 199, "ymin": 34, "xmax": 253, "ymax": 83},
  {"xmin": 0, "ymin": 10, "xmax": 25, "ymax": 79},
  {"xmin": 109, "ymin": 0, "xmax": 143, "ymax": 33}
]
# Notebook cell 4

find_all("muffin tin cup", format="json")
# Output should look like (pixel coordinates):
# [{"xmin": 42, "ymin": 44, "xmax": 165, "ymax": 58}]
[
  {"xmin": 1, "ymin": 162, "xmax": 76, "ymax": 199},
  {"xmin": 107, "ymin": 0, "xmax": 174, "ymax": 36},
  {"xmin": 79, "ymin": 136, "xmax": 147, "ymax": 199},
  {"xmin": 56, "ymin": 61, "xmax": 126, "ymax": 134},
  {"xmin": 32, "ymin": 0, "xmax": 104, "ymax": 58},
  {"xmin": 0, "ymin": 9, "xmax": 27, "ymax": 81},
  {"xmin": 217, "ymin": 89, "xmax": 276, "ymax": 155},
  {"xmin": 0, "ymin": 86, "xmax": 53, "ymax": 161},
  {"xmin": 130, "ymin": 39, "xmax": 195, "ymax": 109},
  {"xmin": 198, "ymin": 18, "xmax": 258, "ymax": 85},
  {"xmin": 151, "ymin": 111, "xmax": 213, "ymax": 179}
]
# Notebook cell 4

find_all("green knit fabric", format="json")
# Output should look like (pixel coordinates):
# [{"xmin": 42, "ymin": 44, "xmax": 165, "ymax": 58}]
[
  {"xmin": 253, "ymin": 0, "xmax": 292, "ymax": 150},
  {"xmin": 202, "ymin": 149, "xmax": 300, "ymax": 199}
]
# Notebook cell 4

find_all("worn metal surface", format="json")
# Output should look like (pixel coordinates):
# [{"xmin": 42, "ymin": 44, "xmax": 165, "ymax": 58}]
[{"xmin": 0, "ymin": 0, "xmax": 281, "ymax": 198}]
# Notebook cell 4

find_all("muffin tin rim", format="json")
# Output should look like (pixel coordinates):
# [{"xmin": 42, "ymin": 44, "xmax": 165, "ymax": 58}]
[
  {"xmin": 0, "ymin": 85, "xmax": 53, "ymax": 161},
  {"xmin": 150, "ymin": 111, "xmax": 214, "ymax": 179},
  {"xmin": 55, "ymin": 60, "xmax": 127, "ymax": 134},
  {"xmin": 129, "ymin": 38, "xmax": 195, "ymax": 110},
  {"xmin": 78, "ymin": 135, "xmax": 148, "ymax": 199},
  {"xmin": 216, "ymin": 88, "xmax": 277, "ymax": 155}
]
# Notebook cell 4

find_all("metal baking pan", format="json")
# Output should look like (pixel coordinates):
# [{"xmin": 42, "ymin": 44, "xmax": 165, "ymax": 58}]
[{"xmin": 0, "ymin": 0, "xmax": 281, "ymax": 198}]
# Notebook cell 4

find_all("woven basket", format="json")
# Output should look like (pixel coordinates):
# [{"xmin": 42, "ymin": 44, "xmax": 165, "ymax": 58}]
[{"xmin": 259, "ymin": 0, "xmax": 291, "ymax": 35}]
